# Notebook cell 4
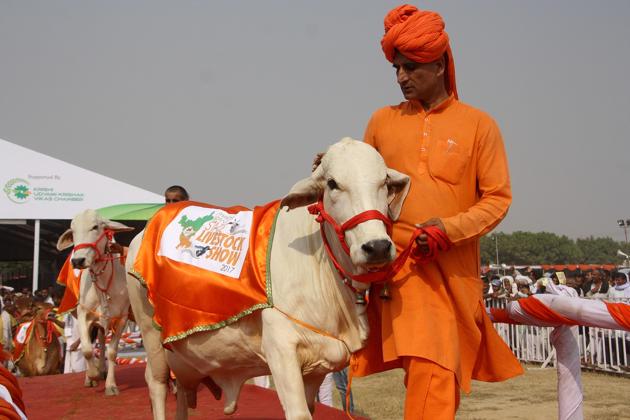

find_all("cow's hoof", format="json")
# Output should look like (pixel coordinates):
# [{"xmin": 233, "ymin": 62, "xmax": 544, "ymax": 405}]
[
  {"xmin": 84, "ymin": 379, "xmax": 98, "ymax": 388},
  {"xmin": 105, "ymin": 386, "xmax": 119, "ymax": 396},
  {"xmin": 223, "ymin": 401, "xmax": 237, "ymax": 415}
]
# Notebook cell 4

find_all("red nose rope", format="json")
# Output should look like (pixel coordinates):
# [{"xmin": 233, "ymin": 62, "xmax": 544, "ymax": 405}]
[
  {"xmin": 307, "ymin": 200, "xmax": 452, "ymax": 291},
  {"xmin": 72, "ymin": 229, "xmax": 120, "ymax": 294}
]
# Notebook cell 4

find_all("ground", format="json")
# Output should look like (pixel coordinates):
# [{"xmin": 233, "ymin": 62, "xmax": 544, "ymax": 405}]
[
  {"xmin": 343, "ymin": 364, "xmax": 629, "ymax": 420},
  {"xmin": 19, "ymin": 363, "xmax": 630, "ymax": 419}
]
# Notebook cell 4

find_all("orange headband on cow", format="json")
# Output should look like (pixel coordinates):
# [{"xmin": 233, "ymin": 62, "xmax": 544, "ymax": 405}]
[{"xmin": 381, "ymin": 4, "xmax": 458, "ymax": 98}]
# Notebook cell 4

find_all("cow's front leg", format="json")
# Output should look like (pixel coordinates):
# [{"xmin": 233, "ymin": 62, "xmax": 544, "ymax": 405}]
[
  {"xmin": 303, "ymin": 374, "xmax": 326, "ymax": 415},
  {"xmin": 262, "ymin": 310, "xmax": 311, "ymax": 420},
  {"xmin": 78, "ymin": 311, "xmax": 98, "ymax": 384},
  {"xmin": 104, "ymin": 318, "xmax": 127, "ymax": 395}
]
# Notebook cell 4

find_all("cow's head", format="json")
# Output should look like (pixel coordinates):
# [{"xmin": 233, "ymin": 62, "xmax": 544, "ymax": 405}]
[
  {"xmin": 281, "ymin": 138, "xmax": 410, "ymax": 270},
  {"xmin": 57, "ymin": 209, "xmax": 134, "ymax": 269}
]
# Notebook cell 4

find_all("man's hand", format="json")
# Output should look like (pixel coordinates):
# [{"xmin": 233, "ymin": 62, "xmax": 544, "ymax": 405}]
[{"xmin": 414, "ymin": 218, "xmax": 446, "ymax": 253}]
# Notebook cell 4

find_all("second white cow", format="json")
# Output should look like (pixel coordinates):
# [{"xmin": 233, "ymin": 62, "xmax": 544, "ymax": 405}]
[{"xmin": 57, "ymin": 210, "xmax": 133, "ymax": 395}]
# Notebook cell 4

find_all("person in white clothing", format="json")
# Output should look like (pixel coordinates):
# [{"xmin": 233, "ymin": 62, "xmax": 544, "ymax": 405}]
[
  {"xmin": 547, "ymin": 272, "xmax": 579, "ymax": 298},
  {"xmin": 317, "ymin": 372, "xmax": 334, "ymax": 407},
  {"xmin": 63, "ymin": 312, "xmax": 86, "ymax": 373},
  {"xmin": 608, "ymin": 270, "xmax": 630, "ymax": 299},
  {"xmin": 0, "ymin": 306, "xmax": 13, "ymax": 352},
  {"xmin": 604, "ymin": 270, "xmax": 630, "ymax": 366}
]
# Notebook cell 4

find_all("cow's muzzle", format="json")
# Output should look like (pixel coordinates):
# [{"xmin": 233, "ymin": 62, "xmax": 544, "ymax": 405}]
[{"xmin": 361, "ymin": 239, "xmax": 393, "ymax": 264}]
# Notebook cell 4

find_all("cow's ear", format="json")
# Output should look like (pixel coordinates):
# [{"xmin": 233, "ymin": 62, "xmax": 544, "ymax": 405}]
[
  {"xmin": 280, "ymin": 164, "xmax": 325, "ymax": 210},
  {"xmin": 57, "ymin": 229, "xmax": 74, "ymax": 251},
  {"xmin": 104, "ymin": 220, "xmax": 135, "ymax": 233},
  {"xmin": 386, "ymin": 168, "xmax": 410, "ymax": 221}
]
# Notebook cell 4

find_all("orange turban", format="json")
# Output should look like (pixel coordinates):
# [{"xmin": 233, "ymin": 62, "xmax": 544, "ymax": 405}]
[{"xmin": 381, "ymin": 4, "xmax": 458, "ymax": 98}]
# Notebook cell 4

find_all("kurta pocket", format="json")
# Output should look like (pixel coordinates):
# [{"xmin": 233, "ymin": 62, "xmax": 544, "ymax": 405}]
[{"xmin": 428, "ymin": 138, "xmax": 471, "ymax": 184}]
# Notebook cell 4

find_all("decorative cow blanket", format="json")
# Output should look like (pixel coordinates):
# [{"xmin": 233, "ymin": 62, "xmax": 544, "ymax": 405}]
[
  {"xmin": 11, "ymin": 322, "xmax": 32, "ymax": 363},
  {"xmin": 132, "ymin": 200, "xmax": 280, "ymax": 345},
  {"xmin": 57, "ymin": 256, "xmax": 82, "ymax": 314},
  {"xmin": 12, "ymin": 320, "xmax": 61, "ymax": 363}
]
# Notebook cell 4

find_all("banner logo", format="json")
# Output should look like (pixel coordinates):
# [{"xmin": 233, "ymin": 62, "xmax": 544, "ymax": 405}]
[
  {"xmin": 158, "ymin": 206, "xmax": 253, "ymax": 279},
  {"xmin": 3, "ymin": 178, "xmax": 32, "ymax": 204}
]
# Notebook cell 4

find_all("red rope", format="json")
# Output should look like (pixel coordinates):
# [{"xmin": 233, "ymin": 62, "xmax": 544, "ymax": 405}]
[
  {"xmin": 90, "ymin": 260, "xmax": 115, "ymax": 294},
  {"xmin": 308, "ymin": 199, "xmax": 452, "ymax": 289}
]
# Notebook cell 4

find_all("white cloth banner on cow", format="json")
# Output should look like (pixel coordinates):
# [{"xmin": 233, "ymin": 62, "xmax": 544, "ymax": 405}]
[{"xmin": 158, "ymin": 206, "xmax": 253, "ymax": 279}]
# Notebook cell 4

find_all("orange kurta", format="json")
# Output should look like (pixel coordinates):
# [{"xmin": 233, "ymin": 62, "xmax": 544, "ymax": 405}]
[{"xmin": 353, "ymin": 96, "xmax": 523, "ymax": 392}]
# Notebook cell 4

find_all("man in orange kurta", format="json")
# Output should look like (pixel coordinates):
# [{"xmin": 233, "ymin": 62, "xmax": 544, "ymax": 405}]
[{"xmin": 352, "ymin": 5, "xmax": 523, "ymax": 419}]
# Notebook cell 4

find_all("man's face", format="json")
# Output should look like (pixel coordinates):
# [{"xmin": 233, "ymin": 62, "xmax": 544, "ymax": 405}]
[
  {"xmin": 614, "ymin": 275, "xmax": 627, "ymax": 287},
  {"xmin": 393, "ymin": 52, "xmax": 444, "ymax": 102},
  {"xmin": 165, "ymin": 191, "xmax": 187, "ymax": 204}
]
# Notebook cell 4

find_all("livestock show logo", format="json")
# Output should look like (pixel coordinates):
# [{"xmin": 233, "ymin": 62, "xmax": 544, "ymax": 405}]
[
  {"xmin": 158, "ymin": 206, "xmax": 253, "ymax": 279},
  {"xmin": 3, "ymin": 178, "xmax": 32, "ymax": 204}
]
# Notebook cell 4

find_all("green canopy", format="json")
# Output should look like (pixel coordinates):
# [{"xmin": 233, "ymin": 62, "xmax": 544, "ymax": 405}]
[{"xmin": 97, "ymin": 203, "xmax": 163, "ymax": 220}]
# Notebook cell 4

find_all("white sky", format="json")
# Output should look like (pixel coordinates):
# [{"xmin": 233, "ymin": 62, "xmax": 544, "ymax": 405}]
[{"xmin": 1, "ymin": 1, "xmax": 629, "ymax": 239}]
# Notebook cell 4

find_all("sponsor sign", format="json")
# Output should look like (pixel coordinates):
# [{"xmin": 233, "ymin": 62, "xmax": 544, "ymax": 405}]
[
  {"xmin": 4, "ymin": 176, "xmax": 85, "ymax": 205},
  {"xmin": 1, "ymin": 139, "xmax": 163, "ymax": 219}
]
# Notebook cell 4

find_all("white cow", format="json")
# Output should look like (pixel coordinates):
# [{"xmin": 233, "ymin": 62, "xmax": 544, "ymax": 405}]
[
  {"xmin": 57, "ymin": 210, "xmax": 134, "ymax": 395},
  {"xmin": 126, "ymin": 138, "xmax": 410, "ymax": 419}
]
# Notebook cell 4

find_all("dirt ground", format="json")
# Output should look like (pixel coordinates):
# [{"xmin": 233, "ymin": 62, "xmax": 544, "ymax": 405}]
[{"xmin": 340, "ymin": 365, "xmax": 630, "ymax": 420}]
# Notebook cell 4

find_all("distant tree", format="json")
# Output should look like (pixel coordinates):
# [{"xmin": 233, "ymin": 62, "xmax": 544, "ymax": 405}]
[
  {"xmin": 576, "ymin": 236, "xmax": 627, "ymax": 264},
  {"xmin": 480, "ymin": 232, "xmax": 625, "ymax": 265}
]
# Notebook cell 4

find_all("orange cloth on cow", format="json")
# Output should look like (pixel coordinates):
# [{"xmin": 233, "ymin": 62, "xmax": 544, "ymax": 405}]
[
  {"xmin": 352, "ymin": 96, "xmax": 523, "ymax": 393},
  {"xmin": 57, "ymin": 255, "xmax": 81, "ymax": 314},
  {"xmin": 381, "ymin": 4, "xmax": 457, "ymax": 98},
  {"xmin": 11, "ymin": 322, "xmax": 33, "ymax": 363},
  {"xmin": 133, "ymin": 200, "xmax": 280, "ymax": 344}
]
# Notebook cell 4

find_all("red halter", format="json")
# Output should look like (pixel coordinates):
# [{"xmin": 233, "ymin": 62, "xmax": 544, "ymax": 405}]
[
  {"xmin": 307, "ymin": 199, "xmax": 452, "ymax": 288},
  {"xmin": 72, "ymin": 229, "xmax": 114, "ymax": 263},
  {"xmin": 72, "ymin": 229, "xmax": 118, "ymax": 293}
]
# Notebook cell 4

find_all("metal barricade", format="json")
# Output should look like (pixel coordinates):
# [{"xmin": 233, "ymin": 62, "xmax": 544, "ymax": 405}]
[{"xmin": 486, "ymin": 296, "xmax": 630, "ymax": 374}]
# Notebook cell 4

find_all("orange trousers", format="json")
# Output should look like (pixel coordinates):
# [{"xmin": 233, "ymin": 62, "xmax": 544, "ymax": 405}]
[{"xmin": 402, "ymin": 357, "xmax": 459, "ymax": 420}]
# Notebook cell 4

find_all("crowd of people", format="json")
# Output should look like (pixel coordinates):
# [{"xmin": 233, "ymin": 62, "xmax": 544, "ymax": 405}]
[{"xmin": 483, "ymin": 267, "xmax": 630, "ymax": 302}]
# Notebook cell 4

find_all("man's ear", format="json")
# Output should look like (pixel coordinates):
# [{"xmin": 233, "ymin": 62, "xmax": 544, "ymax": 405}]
[
  {"xmin": 386, "ymin": 168, "xmax": 410, "ymax": 221},
  {"xmin": 280, "ymin": 164, "xmax": 325, "ymax": 210},
  {"xmin": 436, "ymin": 54, "xmax": 446, "ymax": 78},
  {"xmin": 104, "ymin": 220, "xmax": 135, "ymax": 233},
  {"xmin": 57, "ymin": 229, "xmax": 74, "ymax": 251}
]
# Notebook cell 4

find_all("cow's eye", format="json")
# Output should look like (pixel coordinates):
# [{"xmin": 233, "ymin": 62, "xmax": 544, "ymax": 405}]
[
  {"xmin": 91, "ymin": 225, "xmax": 98, "ymax": 231},
  {"xmin": 327, "ymin": 179, "xmax": 339, "ymax": 190}
]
